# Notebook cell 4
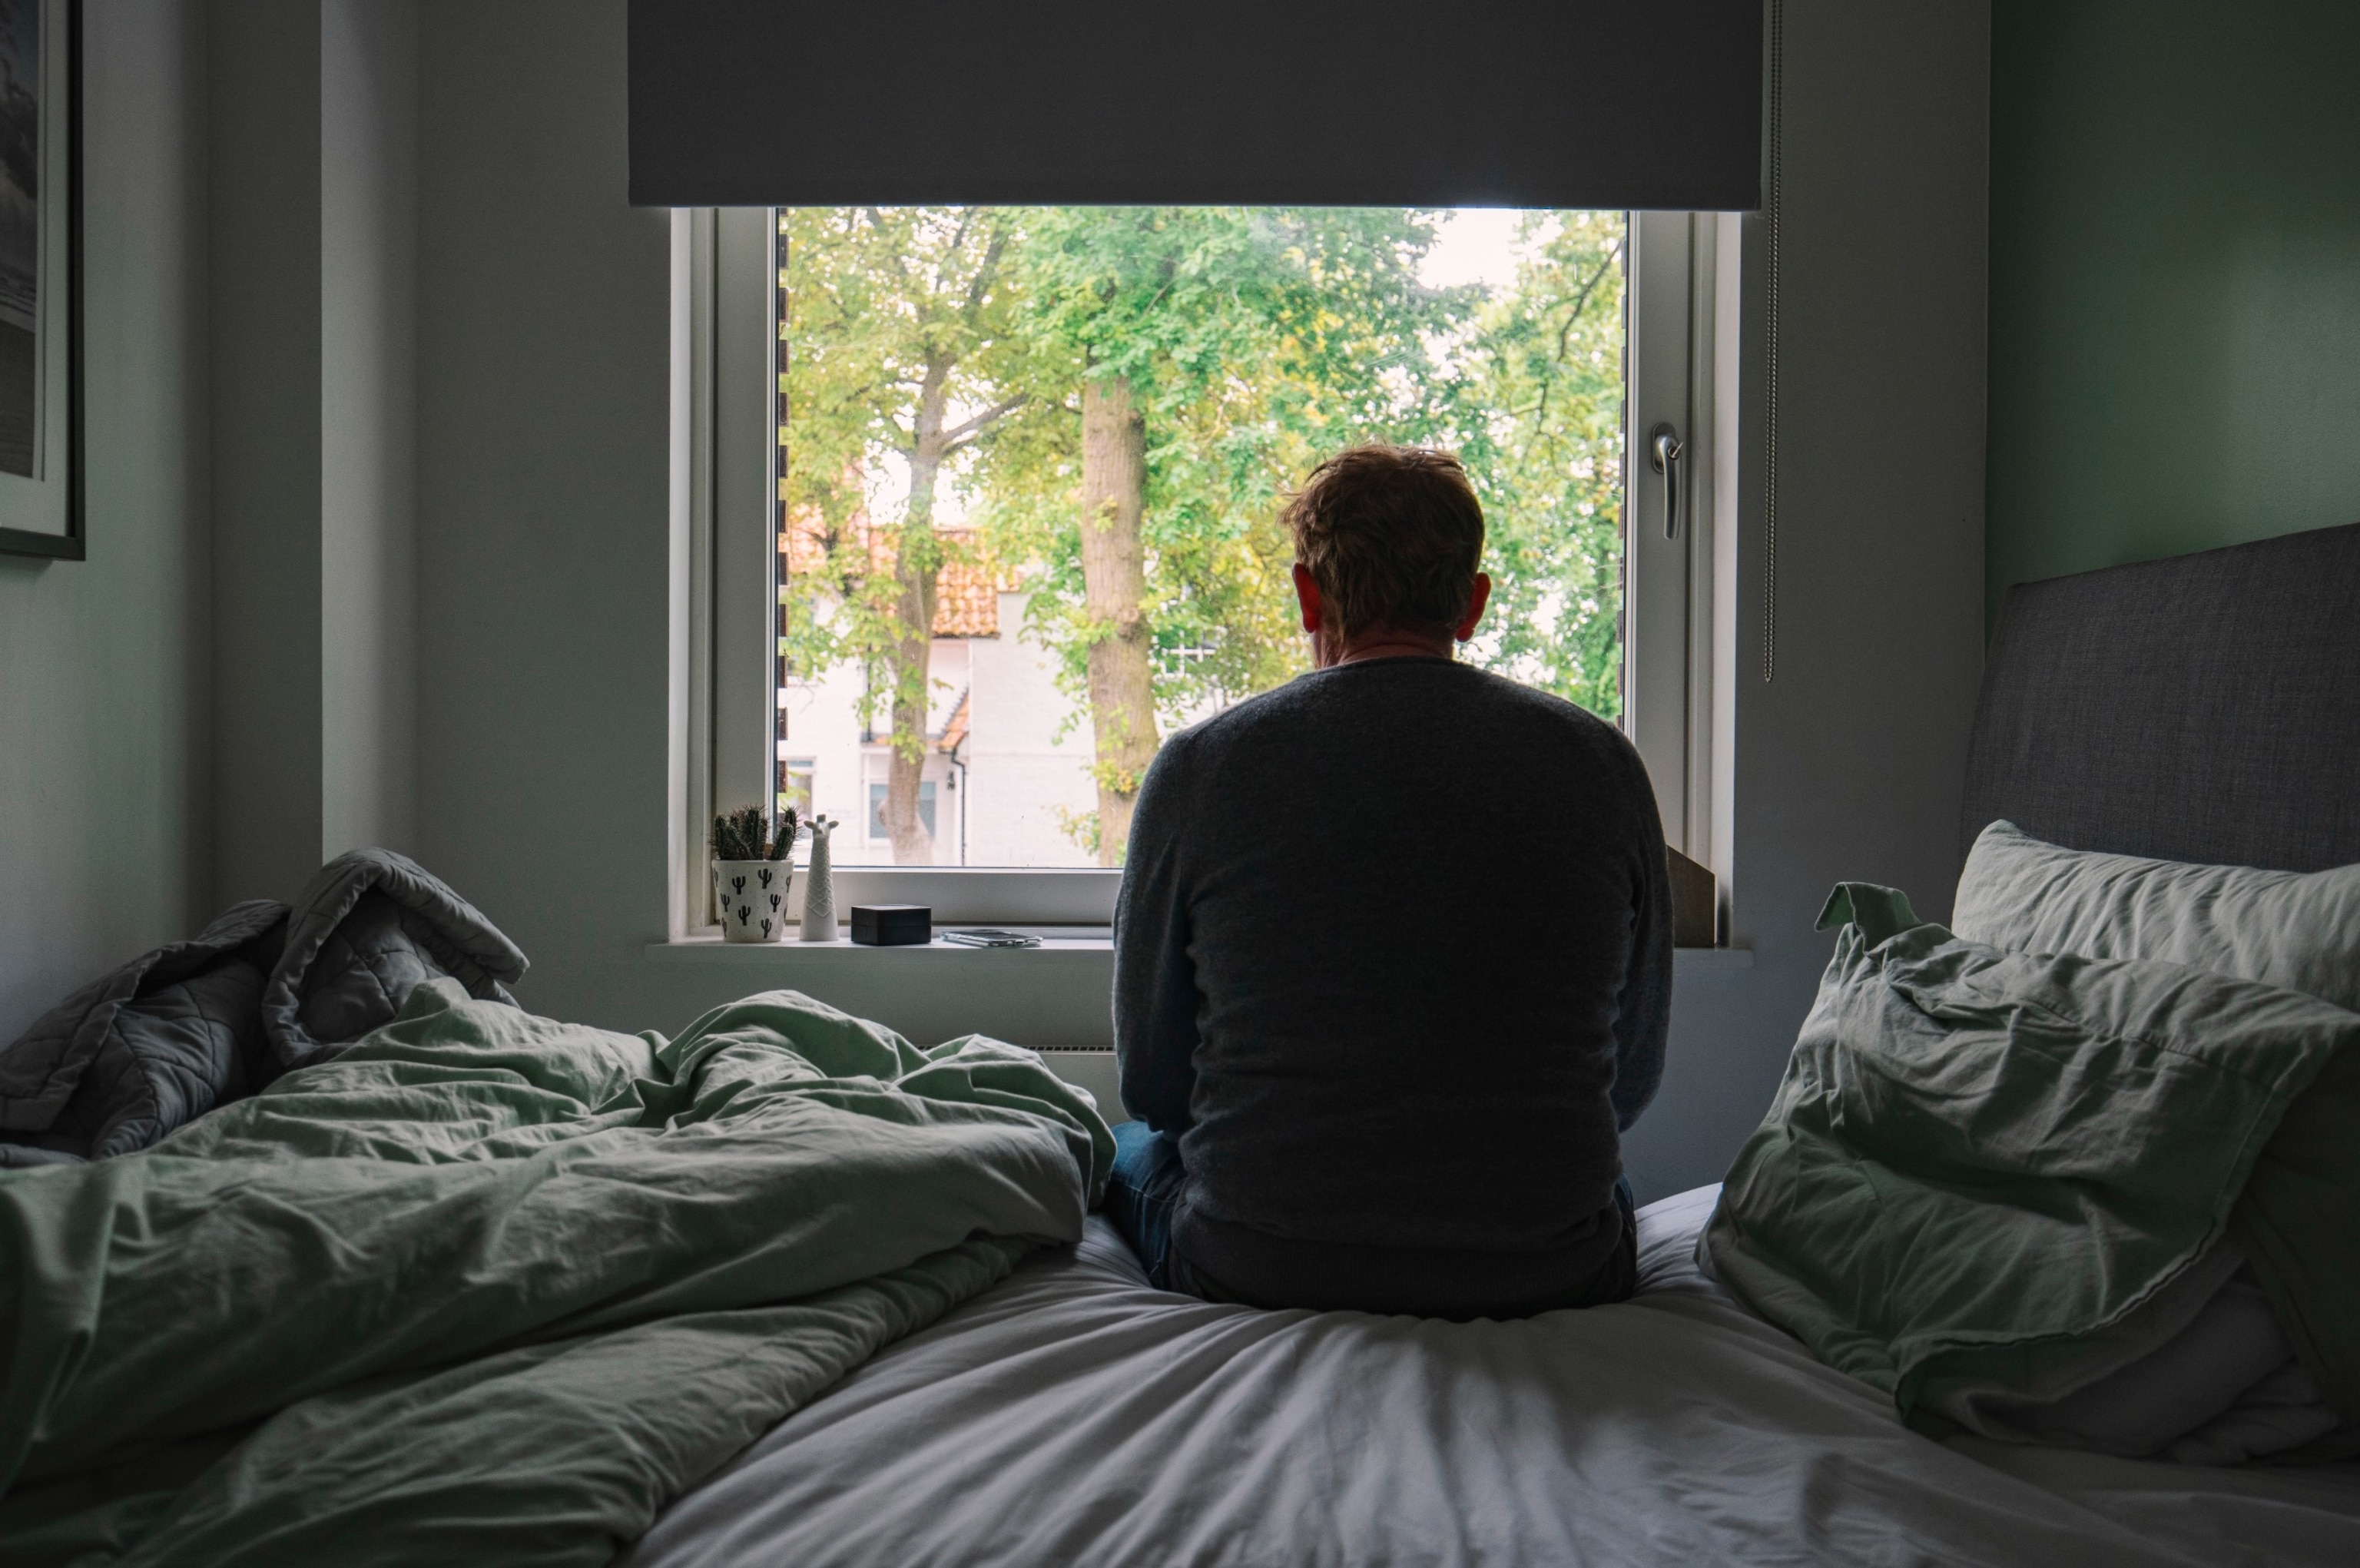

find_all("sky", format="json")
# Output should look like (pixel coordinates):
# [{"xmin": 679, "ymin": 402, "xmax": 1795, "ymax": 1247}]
[{"xmin": 1420, "ymin": 207, "xmax": 1540, "ymax": 293}]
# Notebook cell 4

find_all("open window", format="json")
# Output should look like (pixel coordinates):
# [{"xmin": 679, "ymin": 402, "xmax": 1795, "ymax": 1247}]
[
  {"xmin": 643, "ymin": 5, "xmax": 1760, "ymax": 933},
  {"xmin": 690, "ymin": 206, "xmax": 1735, "ymax": 927}
]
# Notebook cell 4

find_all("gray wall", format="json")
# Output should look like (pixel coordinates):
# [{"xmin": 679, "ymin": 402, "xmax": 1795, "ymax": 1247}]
[
  {"xmin": 209, "ymin": 0, "xmax": 423, "ymax": 906},
  {"xmin": 412, "ymin": 1, "xmax": 678, "ymax": 1029},
  {"xmin": 1624, "ymin": 0, "xmax": 1990, "ymax": 1197},
  {"xmin": 1987, "ymin": 0, "xmax": 2360, "ymax": 618},
  {"xmin": 322, "ymin": 0, "xmax": 420, "ymax": 859},
  {"xmin": 208, "ymin": 0, "xmax": 323, "ymax": 907},
  {"xmin": 0, "ymin": 3, "xmax": 212, "ymax": 1040}
]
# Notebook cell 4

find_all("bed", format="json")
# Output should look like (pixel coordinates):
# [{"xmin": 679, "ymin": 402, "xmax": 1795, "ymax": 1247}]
[
  {"xmin": 625, "ymin": 522, "xmax": 2360, "ymax": 1567},
  {"xmin": 7, "ymin": 529, "xmax": 2357, "ymax": 1566},
  {"xmin": 627, "ymin": 1195, "xmax": 2360, "ymax": 1567}
]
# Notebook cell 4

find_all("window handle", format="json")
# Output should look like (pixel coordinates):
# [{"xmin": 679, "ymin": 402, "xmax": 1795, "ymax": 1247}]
[{"xmin": 1649, "ymin": 424, "xmax": 1685, "ymax": 540}]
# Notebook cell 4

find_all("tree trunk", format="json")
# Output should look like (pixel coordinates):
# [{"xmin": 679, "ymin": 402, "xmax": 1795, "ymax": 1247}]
[
  {"xmin": 1078, "ymin": 372, "xmax": 1158, "ymax": 865},
  {"xmin": 883, "ymin": 526, "xmax": 937, "ymax": 865},
  {"xmin": 884, "ymin": 370, "xmax": 950, "ymax": 866}
]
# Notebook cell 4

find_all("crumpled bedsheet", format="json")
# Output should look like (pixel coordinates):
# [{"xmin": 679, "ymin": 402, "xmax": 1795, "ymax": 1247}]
[
  {"xmin": 624, "ymin": 1185, "xmax": 2360, "ymax": 1568},
  {"xmin": 1704, "ymin": 882, "xmax": 2360, "ymax": 1459},
  {"xmin": 0, "ymin": 983, "xmax": 1109, "ymax": 1568}
]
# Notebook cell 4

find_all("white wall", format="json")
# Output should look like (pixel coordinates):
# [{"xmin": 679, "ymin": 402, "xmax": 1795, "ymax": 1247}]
[
  {"xmin": 0, "ymin": 2, "xmax": 212, "ymax": 1040},
  {"xmin": 408, "ymin": 0, "xmax": 1988, "ymax": 1198},
  {"xmin": 781, "ymin": 592, "xmax": 1102, "ymax": 868},
  {"xmin": 963, "ymin": 592, "xmax": 1100, "ymax": 867},
  {"xmin": 785, "ymin": 636, "xmax": 973, "ymax": 866}
]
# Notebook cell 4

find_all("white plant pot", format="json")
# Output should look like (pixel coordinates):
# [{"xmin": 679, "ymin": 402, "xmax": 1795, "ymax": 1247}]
[{"xmin": 713, "ymin": 860, "xmax": 793, "ymax": 943}]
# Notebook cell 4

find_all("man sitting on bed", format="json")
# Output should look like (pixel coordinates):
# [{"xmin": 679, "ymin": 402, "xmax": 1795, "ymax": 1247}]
[{"xmin": 1106, "ymin": 444, "xmax": 1673, "ymax": 1319}]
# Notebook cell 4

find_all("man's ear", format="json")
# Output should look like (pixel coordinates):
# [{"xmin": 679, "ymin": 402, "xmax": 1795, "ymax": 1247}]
[
  {"xmin": 1454, "ymin": 573, "xmax": 1493, "ymax": 642},
  {"xmin": 1291, "ymin": 562, "xmax": 1323, "ymax": 635}
]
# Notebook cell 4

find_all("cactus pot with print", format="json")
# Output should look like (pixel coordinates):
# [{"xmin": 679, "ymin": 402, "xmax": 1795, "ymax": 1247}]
[
  {"xmin": 709, "ymin": 804, "xmax": 797, "ymax": 943},
  {"xmin": 713, "ymin": 859, "xmax": 793, "ymax": 943}
]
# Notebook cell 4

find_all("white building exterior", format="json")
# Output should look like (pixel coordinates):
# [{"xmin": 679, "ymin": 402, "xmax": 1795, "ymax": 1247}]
[{"xmin": 779, "ymin": 589, "xmax": 1104, "ymax": 867}]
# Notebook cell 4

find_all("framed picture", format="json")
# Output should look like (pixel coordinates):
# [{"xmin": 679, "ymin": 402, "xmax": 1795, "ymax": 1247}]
[{"xmin": 0, "ymin": 0, "xmax": 80, "ymax": 562}]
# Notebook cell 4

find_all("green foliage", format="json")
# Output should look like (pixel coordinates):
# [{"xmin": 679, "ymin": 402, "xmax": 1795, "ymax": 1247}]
[
  {"xmin": 1049, "ymin": 803, "xmax": 1102, "ymax": 862},
  {"xmin": 1450, "ymin": 211, "xmax": 1628, "ymax": 714},
  {"xmin": 711, "ymin": 804, "xmax": 797, "ymax": 863},
  {"xmin": 779, "ymin": 204, "xmax": 1631, "ymax": 788},
  {"xmin": 978, "ymin": 207, "xmax": 1472, "ymax": 725},
  {"xmin": 777, "ymin": 207, "xmax": 1054, "ymax": 746}
]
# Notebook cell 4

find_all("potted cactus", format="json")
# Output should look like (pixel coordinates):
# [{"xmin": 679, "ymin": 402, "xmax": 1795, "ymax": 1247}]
[{"xmin": 710, "ymin": 804, "xmax": 797, "ymax": 943}]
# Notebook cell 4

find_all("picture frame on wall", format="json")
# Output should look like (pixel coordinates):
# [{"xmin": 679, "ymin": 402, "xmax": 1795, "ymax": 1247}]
[{"xmin": 0, "ymin": 0, "xmax": 81, "ymax": 562}]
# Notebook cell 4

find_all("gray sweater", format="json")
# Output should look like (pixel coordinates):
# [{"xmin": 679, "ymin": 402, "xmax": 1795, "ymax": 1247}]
[{"xmin": 1114, "ymin": 656, "xmax": 1672, "ymax": 1315}]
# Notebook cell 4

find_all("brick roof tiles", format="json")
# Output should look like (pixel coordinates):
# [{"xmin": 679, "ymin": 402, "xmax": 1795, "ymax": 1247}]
[{"xmin": 781, "ymin": 514, "xmax": 1005, "ymax": 639}]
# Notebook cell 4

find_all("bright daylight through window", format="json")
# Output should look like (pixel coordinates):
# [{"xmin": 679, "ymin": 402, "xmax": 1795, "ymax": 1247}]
[{"xmin": 773, "ymin": 207, "xmax": 1629, "ymax": 868}]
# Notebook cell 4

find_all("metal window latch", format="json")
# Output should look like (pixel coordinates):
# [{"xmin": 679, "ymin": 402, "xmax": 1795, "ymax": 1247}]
[{"xmin": 1649, "ymin": 424, "xmax": 1685, "ymax": 540}]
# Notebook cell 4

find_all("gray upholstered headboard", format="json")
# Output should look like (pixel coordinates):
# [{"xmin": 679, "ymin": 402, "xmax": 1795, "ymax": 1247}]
[{"xmin": 1961, "ymin": 521, "xmax": 2360, "ymax": 874}]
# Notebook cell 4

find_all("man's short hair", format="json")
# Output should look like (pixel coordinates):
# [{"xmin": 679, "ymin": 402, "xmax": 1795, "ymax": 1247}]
[{"xmin": 1280, "ymin": 445, "xmax": 1486, "ymax": 641}]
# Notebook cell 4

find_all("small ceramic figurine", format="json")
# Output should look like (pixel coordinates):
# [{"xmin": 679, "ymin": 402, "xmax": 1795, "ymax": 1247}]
[{"xmin": 800, "ymin": 815, "xmax": 841, "ymax": 941}]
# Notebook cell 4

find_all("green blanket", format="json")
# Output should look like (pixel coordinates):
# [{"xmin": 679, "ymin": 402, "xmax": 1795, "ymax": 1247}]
[
  {"xmin": 1705, "ymin": 884, "xmax": 2360, "ymax": 1450},
  {"xmin": 0, "ymin": 980, "xmax": 1112, "ymax": 1566}
]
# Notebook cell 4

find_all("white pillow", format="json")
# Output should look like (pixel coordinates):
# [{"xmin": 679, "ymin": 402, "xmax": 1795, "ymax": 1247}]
[{"xmin": 1953, "ymin": 820, "xmax": 2360, "ymax": 1013}]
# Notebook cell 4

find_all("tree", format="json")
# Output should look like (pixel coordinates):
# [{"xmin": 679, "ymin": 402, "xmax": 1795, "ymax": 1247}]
[
  {"xmin": 983, "ymin": 207, "xmax": 1470, "ymax": 860},
  {"xmin": 1452, "ymin": 211, "xmax": 1628, "ymax": 718},
  {"xmin": 778, "ymin": 208, "xmax": 1039, "ymax": 864},
  {"xmin": 781, "ymin": 206, "xmax": 1633, "ymax": 867},
  {"xmin": 1076, "ymin": 369, "xmax": 1155, "ymax": 863}
]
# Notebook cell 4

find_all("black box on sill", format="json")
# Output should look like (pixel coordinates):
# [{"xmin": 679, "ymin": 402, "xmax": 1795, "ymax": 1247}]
[{"xmin": 850, "ymin": 904, "xmax": 932, "ymax": 946}]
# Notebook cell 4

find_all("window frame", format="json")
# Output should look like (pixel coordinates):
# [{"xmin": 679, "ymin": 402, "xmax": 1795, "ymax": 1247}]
[
  {"xmin": 1624, "ymin": 210, "xmax": 1741, "ymax": 889},
  {"xmin": 681, "ymin": 206, "xmax": 1733, "ymax": 935}
]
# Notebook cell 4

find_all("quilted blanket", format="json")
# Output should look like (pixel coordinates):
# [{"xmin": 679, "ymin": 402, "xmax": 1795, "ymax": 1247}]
[{"xmin": 0, "ymin": 850, "xmax": 524, "ymax": 1165}]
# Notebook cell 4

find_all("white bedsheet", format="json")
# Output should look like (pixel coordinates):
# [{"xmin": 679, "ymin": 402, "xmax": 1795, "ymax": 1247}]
[{"xmin": 625, "ymin": 1186, "xmax": 2360, "ymax": 1566}]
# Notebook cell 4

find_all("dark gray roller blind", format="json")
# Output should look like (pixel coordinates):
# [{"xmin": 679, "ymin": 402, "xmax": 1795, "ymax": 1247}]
[{"xmin": 630, "ymin": 1, "xmax": 1763, "ymax": 211}]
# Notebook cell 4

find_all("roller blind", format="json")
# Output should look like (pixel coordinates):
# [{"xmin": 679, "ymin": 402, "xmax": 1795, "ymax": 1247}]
[{"xmin": 628, "ymin": 1, "xmax": 1763, "ymax": 211}]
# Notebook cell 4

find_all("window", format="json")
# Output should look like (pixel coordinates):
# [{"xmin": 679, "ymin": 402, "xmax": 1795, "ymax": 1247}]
[
  {"xmin": 691, "ymin": 205, "xmax": 1729, "ymax": 924},
  {"xmin": 777, "ymin": 757, "xmax": 814, "ymax": 822},
  {"xmin": 868, "ymin": 780, "xmax": 937, "ymax": 844}
]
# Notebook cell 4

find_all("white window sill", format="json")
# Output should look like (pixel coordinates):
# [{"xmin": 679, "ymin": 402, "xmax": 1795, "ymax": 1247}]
[
  {"xmin": 646, "ymin": 927, "xmax": 1115, "ymax": 960},
  {"xmin": 646, "ymin": 932, "xmax": 1753, "ymax": 975}
]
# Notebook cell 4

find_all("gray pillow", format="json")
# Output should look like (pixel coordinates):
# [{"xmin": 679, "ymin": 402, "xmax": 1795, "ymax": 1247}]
[{"xmin": 1954, "ymin": 820, "xmax": 2360, "ymax": 1012}]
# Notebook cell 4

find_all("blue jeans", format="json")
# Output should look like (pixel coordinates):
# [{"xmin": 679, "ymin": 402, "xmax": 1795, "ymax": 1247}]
[
  {"xmin": 1103, "ymin": 1119, "xmax": 1192, "ymax": 1291},
  {"xmin": 1102, "ymin": 1119, "xmax": 1639, "ymax": 1308}
]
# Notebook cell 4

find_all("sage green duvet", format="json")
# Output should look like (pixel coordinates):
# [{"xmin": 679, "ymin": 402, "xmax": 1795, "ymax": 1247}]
[
  {"xmin": 1705, "ymin": 884, "xmax": 2360, "ymax": 1454},
  {"xmin": 0, "ymin": 980, "xmax": 1112, "ymax": 1566}
]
